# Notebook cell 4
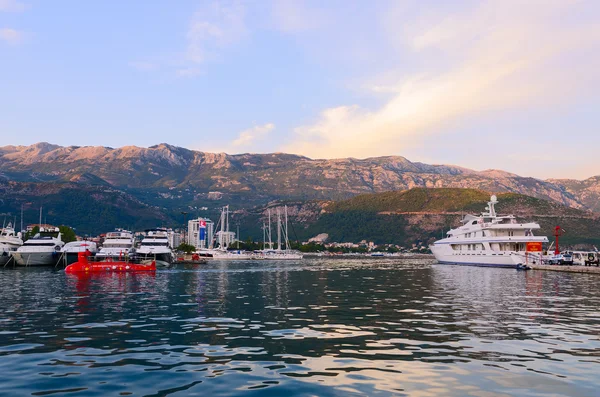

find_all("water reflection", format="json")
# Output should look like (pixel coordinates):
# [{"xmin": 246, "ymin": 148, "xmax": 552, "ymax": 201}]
[{"xmin": 0, "ymin": 259, "xmax": 598, "ymax": 396}]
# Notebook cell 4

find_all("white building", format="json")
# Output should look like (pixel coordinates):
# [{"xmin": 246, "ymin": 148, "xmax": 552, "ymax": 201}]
[{"xmin": 187, "ymin": 218, "xmax": 214, "ymax": 249}]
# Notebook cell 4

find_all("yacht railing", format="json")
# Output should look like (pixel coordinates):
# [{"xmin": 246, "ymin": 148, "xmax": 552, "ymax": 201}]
[{"xmin": 511, "ymin": 251, "xmax": 547, "ymax": 265}]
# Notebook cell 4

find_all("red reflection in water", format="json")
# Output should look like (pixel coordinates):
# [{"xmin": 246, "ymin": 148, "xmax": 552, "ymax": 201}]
[{"xmin": 66, "ymin": 271, "xmax": 156, "ymax": 312}]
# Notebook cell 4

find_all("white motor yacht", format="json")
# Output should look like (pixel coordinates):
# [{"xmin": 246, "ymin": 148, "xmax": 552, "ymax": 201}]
[
  {"xmin": 430, "ymin": 195, "xmax": 548, "ymax": 268},
  {"xmin": 0, "ymin": 223, "xmax": 23, "ymax": 266},
  {"xmin": 137, "ymin": 228, "xmax": 174, "ymax": 266},
  {"xmin": 97, "ymin": 230, "xmax": 135, "ymax": 260},
  {"xmin": 13, "ymin": 227, "xmax": 65, "ymax": 266},
  {"xmin": 62, "ymin": 241, "xmax": 98, "ymax": 265}
]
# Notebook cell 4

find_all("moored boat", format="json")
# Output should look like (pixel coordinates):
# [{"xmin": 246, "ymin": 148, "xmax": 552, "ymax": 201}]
[
  {"xmin": 136, "ymin": 228, "xmax": 174, "ymax": 266},
  {"xmin": 0, "ymin": 223, "xmax": 23, "ymax": 266},
  {"xmin": 65, "ymin": 252, "xmax": 156, "ymax": 273},
  {"xmin": 430, "ymin": 195, "xmax": 548, "ymax": 268},
  {"xmin": 62, "ymin": 241, "xmax": 98, "ymax": 265},
  {"xmin": 13, "ymin": 227, "xmax": 65, "ymax": 266},
  {"xmin": 96, "ymin": 229, "xmax": 135, "ymax": 260}
]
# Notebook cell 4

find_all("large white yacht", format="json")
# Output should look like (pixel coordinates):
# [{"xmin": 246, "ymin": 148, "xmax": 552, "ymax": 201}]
[
  {"xmin": 137, "ymin": 228, "xmax": 174, "ymax": 265},
  {"xmin": 430, "ymin": 195, "xmax": 548, "ymax": 268},
  {"xmin": 96, "ymin": 229, "xmax": 135, "ymax": 260},
  {"xmin": 0, "ymin": 223, "xmax": 23, "ymax": 266},
  {"xmin": 13, "ymin": 227, "xmax": 65, "ymax": 266}
]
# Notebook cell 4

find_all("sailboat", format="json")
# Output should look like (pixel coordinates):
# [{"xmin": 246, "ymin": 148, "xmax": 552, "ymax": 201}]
[
  {"xmin": 256, "ymin": 206, "xmax": 303, "ymax": 260},
  {"xmin": 197, "ymin": 206, "xmax": 253, "ymax": 260}
]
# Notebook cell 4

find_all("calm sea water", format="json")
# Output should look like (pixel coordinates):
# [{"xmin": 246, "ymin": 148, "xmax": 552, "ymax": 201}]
[{"xmin": 1, "ymin": 258, "xmax": 599, "ymax": 396}]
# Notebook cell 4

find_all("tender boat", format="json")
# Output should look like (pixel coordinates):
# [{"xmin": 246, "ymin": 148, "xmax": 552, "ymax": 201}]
[
  {"xmin": 0, "ymin": 223, "xmax": 23, "ymax": 266},
  {"xmin": 96, "ymin": 230, "xmax": 135, "ymax": 260},
  {"xmin": 136, "ymin": 228, "xmax": 174, "ymax": 266},
  {"xmin": 430, "ymin": 195, "xmax": 548, "ymax": 268},
  {"xmin": 13, "ymin": 227, "xmax": 65, "ymax": 266},
  {"xmin": 62, "ymin": 241, "xmax": 98, "ymax": 265}
]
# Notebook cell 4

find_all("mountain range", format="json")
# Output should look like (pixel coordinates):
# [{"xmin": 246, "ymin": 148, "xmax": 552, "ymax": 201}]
[{"xmin": 0, "ymin": 142, "xmax": 598, "ymax": 213}]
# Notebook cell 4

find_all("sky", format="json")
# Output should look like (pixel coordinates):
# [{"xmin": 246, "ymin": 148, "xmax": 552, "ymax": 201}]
[{"xmin": 1, "ymin": 0, "xmax": 599, "ymax": 180}]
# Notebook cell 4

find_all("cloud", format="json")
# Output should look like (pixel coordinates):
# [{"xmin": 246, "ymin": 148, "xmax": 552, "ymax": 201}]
[
  {"xmin": 282, "ymin": 1, "xmax": 600, "ymax": 159},
  {"xmin": 0, "ymin": 0, "xmax": 27, "ymax": 12},
  {"xmin": 186, "ymin": 0, "xmax": 247, "ymax": 64},
  {"xmin": 232, "ymin": 123, "xmax": 275, "ymax": 147},
  {"xmin": 0, "ymin": 28, "xmax": 23, "ymax": 45}
]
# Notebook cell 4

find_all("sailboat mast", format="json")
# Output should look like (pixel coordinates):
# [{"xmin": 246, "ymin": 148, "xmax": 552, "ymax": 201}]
[
  {"xmin": 277, "ymin": 207, "xmax": 281, "ymax": 251},
  {"xmin": 268, "ymin": 209, "xmax": 272, "ymax": 250},
  {"xmin": 219, "ymin": 206, "xmax": 225, "ymax": 249},
  {"xmin": 284, "ymin": 205, "xmax": 290, "ymax": 250},
  {"xmin": 20, "ymin": 204, "xmax": 23, "ymax": 232},
  {"xmin": 39, "ymin": 206, "xmax": 42, "ymax": 228}
]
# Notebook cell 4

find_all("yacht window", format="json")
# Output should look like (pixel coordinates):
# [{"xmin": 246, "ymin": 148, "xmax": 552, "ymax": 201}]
[
  {"xmin": 141, "ymin": 242, "xmax": 169, "ymax": 247},
  {"xmin": 472, "ymin": 221, "xmax": 478, "ymax": 225}
]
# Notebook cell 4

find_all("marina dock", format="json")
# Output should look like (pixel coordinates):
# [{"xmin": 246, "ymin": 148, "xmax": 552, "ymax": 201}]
[{"xmin": 530, "ymin": 264, "xmax": 600, "ymax": 274}]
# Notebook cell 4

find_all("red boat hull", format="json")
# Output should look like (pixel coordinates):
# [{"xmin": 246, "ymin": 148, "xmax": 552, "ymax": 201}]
[{"xmin": 65, "ymin": 252, "xmax": 156, "ymax": 273}]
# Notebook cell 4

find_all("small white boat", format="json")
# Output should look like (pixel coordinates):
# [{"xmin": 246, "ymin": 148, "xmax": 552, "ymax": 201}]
[
  {"xmin": 13, "ymin": 227, "xmax": 65, "ymax": 266},
  {"xmin": 196, "ymin": 248, "xmax": 254, "ymax": 260},
  {"xmin": 62, "ymin": 241, "xmax": 98, "ymax": 265},
  {"xmin": 0, "ymin": 223, "xmax": 23, "ymax": 266},
  {"xmin": 254, "ymin": 249, "xmax": 303, "ymax": 260}
]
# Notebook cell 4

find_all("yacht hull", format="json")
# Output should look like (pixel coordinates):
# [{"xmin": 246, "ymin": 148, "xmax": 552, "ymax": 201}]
[
  {"xmin": 431, "ymin": 244, "xmax": 520, "ymax": 268},
  {"xmin": 13, "ymin": 252, "xmax": 61, "ymax": 266},
  {"xmin": 137, "ymin": 252, "xmax": 173, "ymax": 264}
]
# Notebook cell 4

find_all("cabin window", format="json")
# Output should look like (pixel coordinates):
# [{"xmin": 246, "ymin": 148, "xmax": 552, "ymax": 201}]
[{"xmin": 472, "ymin": 221, "xmax": 478, "ymax": 225}]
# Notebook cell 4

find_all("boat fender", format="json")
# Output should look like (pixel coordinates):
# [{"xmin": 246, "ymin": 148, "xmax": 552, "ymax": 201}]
[{"xmin": 54, "ymin": 245, "xmax": 61, "ymax": 251}]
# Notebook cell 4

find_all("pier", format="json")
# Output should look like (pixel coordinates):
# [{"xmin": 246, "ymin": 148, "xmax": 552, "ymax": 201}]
[{"xmin": 530, "ymin": 264, "xmax": 600, "ymax": 274}]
